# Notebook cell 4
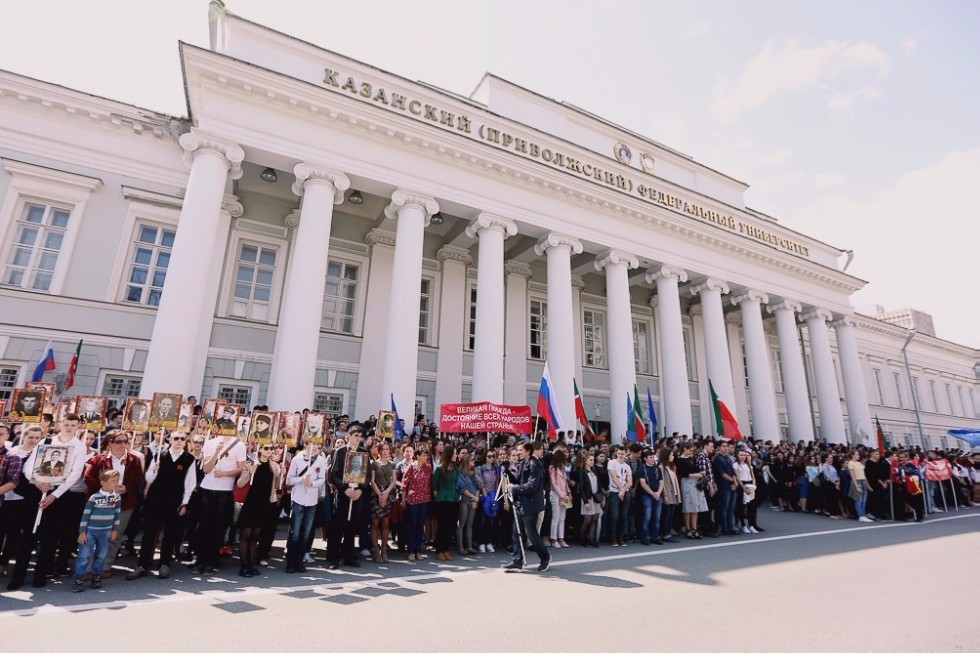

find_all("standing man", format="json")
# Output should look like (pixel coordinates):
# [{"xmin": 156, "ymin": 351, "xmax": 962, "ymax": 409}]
[
  {"xmin": 194, "ymin": 432, "xmax": 246, "ymax": 574},
  {"xmin": 327, "ymin": 424, "xmax": 368, "ymax": 570},
  {"xmin": 84, "ymin": 430, "xmax": 144, "ymax": 574},
  {"xmin": 697, "ymin": 439, "xmax": 719, "ymax": 536},
  {"xmin": 502, "ymin": 442, "xmax": 551, "ymax": 572},
  {"xmin": 285, "ymin": 439, "xmax": 326, "ymax": 573},
  {"xmin": 712, "ymin": 440, "xmax": 739, "ymax": 536},
  {"xmin": 865, "ymin": 449, "xmax": 891, "ymax": 520},
  {"xmin": 127, "ymin": 431, "xmax": 196, "ymax": 580}
]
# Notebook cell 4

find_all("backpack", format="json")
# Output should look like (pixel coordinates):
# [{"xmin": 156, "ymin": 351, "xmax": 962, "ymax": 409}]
[{"xmin": 481, "ymin": 491, "xmax": 500, "ymax": 518}]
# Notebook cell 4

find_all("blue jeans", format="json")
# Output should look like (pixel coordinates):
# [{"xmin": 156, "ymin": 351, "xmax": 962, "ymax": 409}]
[
  {"xmin": 406, "ymin": 502, "xmax": 429, "ymax": 555},
  {"xmin": 716, "ymin": 485, "xmax": 737, "ymax": 533},
  {"xmin": 640, "ymin": 494, "xmax": 662, "ymax": 542},
  {"xmin": 287, "ymin": 502, "xmax": 318, "ymax": 566},
  {"xmin": 73, "ymin": 528, "xmax": 111, "ymax": 580},
  {"xmin": 512, "ymin": 510, "xmax": 548, "ymax": 566},
  {"xmin": 606, "ymin": 491, "xmax": 632, "ymax": 540},
  {"xmin": 854, "ymin": 481, "xmax": 868, "ymax": 517}
]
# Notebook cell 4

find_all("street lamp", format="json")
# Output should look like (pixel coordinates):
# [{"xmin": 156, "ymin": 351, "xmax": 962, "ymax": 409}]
[{"xmin": 901, "ymin": 329, "xmax": 926, "ymax": 448}]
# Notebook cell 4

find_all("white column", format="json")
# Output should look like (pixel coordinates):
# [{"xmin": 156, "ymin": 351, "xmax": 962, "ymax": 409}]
[
  {"xmin": 534, "ymin": 232, "xmax": 583, "ymax": 431},
  {"xmin": 802, "ymin": 308, "xmax": 847, "ymax": 444},
  {"xmin": 731, "ymin": 290, "xmax": 780, "ymax": 440},
  {"xmin": 357, "ymin": 229, "xmax": 396, "ymax": 419},
  {"xmin": 595, "ymin": 249, "xmax": 639, "ymax": 444},
  {"xmin": 142, "ymin": 132, "xmax": 243, "ymax": 397},
  {"xmin": 571, "ymin": 275, "xmax": 585, "ymax": 387},
  {"xmin": 266, "ymin": 164, "xmax": 350, "ymax": 411},
  {"xmin": 833, "ymin": 316, "xmax": 874, "ymax": 444},
  {"xmin": 466, "ymin": 213, "xmax": 517, "ymax": 403},
  {"xmin": 768, "ymin": 300, "xmax": 814, "ymax": 443},
  {"xmin": 434, "ymin": 246, "xmax": 472, "ymax": 409},
  {"xmin": 503, "ymin": 262, "xmax": 532, "ymax": 406},
  {"xmin": 725, "ymin": 313, "xmax": 751, "ymax": 432},
  {"xmin": 646, "ymin": 265, "xmax": 692, "ymax": 437},
  {"xmin": 690, "ymin": 278, "xmax": 736, "ymax": 436},
  {"xmin": 380, "ymin": 190, "xmax": 439, "ymax": 420}
]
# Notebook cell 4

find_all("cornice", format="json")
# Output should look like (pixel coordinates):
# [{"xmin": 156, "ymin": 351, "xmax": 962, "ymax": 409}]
[
  {"xmin": 503, "ymin": 261, "xmax": 533, "ymax": 279},
  {"xmin": 365, "ymin": 228, "xmax": 396, "ymax": 247},
  {"xmin": 437, "ymin": 245, "xmax": 473, "ymax": 267}
]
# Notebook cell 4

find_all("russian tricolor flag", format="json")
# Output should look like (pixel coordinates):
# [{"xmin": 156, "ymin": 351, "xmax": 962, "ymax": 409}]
[
  {"xmin": 32, "ymin": 339, "xmax": 56, "ymax": 382},
  {"xmin": 536, "ymin": 362, "xmax": 564, "ymax": 439}
]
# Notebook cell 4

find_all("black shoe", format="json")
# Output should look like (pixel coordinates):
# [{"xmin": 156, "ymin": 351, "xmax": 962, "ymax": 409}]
[
  {"xmin": 71, "ymin": 579, "xmax": 85, "ymax": 593},
  {"xmin": 55, "ymin": 566, "xmax": 71, "ymax": 578},
  {"xmin": 537, "ymin": 556, "xmax": 551, "ymax": 572},
  {"xmin": 158, "ymin": 565, "xmax": 170, "ymax": 579},
  {"xmin": 285, "ymin": 566, "xmax": 296, "ymax": 573},
  {"xmin": 345, "ymin": 559, "xmax": 361, "ymax": 568},
  {"xmin": 704, "ymin": 531, "xmax": 721, "ymax": 538},
  {"xmin": 640, "ymin": 539, "xmax": 651, "ymax": 546},
  {"xmin": 296, "ymin": 564, "xmax": 307, "ymax": 573},
  {"xmin": 653, "ymin": 538, "xmax": 664, "ymax": 545},
  {"xmin": 126, "ymin": 568, "xmax": 148, "ymax": 581},
  {"xmin": 248, "ymin": 566, "xmax": 260, "ymax": 577},
  {"xmin": 203, "ymin": 566, "xmax": 218, "ymax": 575},
  {"xmin": 32, "ymin": 578, "xmax": 46, "ymax": 588},
  {"xmin": 6, "ymin": 579, "xmax": 24, "ymax": 591},
  {"xmin": 238, "ymin": 568, "xmax": 250, "ymax": 578},
  {"xmin": 665, "ymin": 537, "xmax": 679, "ymax": 543},
  {"xmin": 91, "ymin": 577, "xmax": 102, "ymax": 590},
  {"xmin": 501, "ymin": 562, "xmax": 523, "ymax": 570}
]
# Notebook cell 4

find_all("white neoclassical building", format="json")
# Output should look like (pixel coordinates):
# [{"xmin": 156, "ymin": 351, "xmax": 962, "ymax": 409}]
[{"xmin": 0, "ymin": 4, "xmax": 976, "ymax": 446}]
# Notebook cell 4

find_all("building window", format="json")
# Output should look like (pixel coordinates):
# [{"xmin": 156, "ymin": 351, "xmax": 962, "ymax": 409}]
[
  {"xmin": 0, "ymin": 366, "xmax": 19, "ymax": 400},
  {"xmin": 122, "ymin": 223, "xmax": 174, "ymax": 307},
  {"xmin": 682, "ymin": 327, "xmax": 697, "ymax": 381},
  {"xmin": 773, "ymin": 347, "xmax": 784, "ymax": 393},
  {"xmin": 102, "ymin": 374, "xmax": 142, "ymax": 412},
  {"xmin": 929, "ymin": 380, "xmax": 939, "ymax": 413},
  {"xmin": 911, "ymin": 376, "xmax": 921, "ymax": 410},
  {"xmin": 322, "ymin": 260, "xmax": 359, "ymax": 333},
  {"xmin": 418, "ymin": 278, "xmax": 431, "ymax": 345},
  {"xmin": 892, "ymin": 372, "xmax": 904, "ymax": 408},
  {"xmin": 633, "ymin": 319, "xmax": 651, "ymax": 375},
  {"xmin": 466, "ymin": 286, "xmax": 477, "ymax": 351},
  {"xmin": 922, "ymin": 434, "xmax": 932, "ymax": 449},
  {"xmin": 217, "ymin": 384, "xmax": 252, "ymax": 409},
  {"xmin": 230, "ymin": 242, "xmax": 277, "ymax": 321},
  {"xmin": 740, "ymin": 339, "xmax": 749, "ymax": 387},
  {"xmin": 529, "ymin": 299, "xmax": 547, "ymax": 360},
  {"xmin": 961, "ymin": 387, "xmax": 974, "ymax": 419},
  {"xmin": 873, "ymin": 369, "xmax": 884, "ymax": 405},
  {"xmin": 2, "ymin": 202, "xmax": 71, "ymax": 291},
  {"xmin": 583, "ymin": 309, "xmax": 606, "ymax": 368},
  {"xmin": 945, "ymin": 383, "xmax": 957, "ymax": 416},
  {"xmin": 941, "ymin": 436, "xmax": 949, "ymax": 449},
  {"xmin": 314, "ymin": 392, "xmax": 344, "ymax": 416}
]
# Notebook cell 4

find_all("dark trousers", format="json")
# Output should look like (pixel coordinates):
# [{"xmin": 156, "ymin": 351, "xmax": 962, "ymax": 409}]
[
  {"xmin": 138, "ymin": 501, "xmax": 185, "ymax": 569},
  {"xmin": 197, "ymin": 489, "xmax": 231, "ymax": 568},
  {"xmin": 606, "ymin": 491, "xmax": 632, "ymax": 539},
  {"xmin": 0, "ymin": 500, "xmax": 31, "ymax": 566},
  {"xmin": 53, "ymin": 491, "xmax": 88, "ymax": 569},
  {"xmin": 406, "ymin": 502, "xmax": 428, "ymax": 555},
  {"xmin": 327, "ymin": 494, "xmax": 365, "ymax": 564},
  {"xmin": 475, "ymin": 508, "xmax": 497, "ymax": 546},
  {"xmin": 823, "ymin": 484, "xmax": 841, "ymax": 516},
  {"xmin": 511, "ymin": 509, "xmax": 548, "ymax": 566},
  {"xmin": 659, "ymin": 503, "xmax": 677, "ymax": 539},
  {"xmin": 11, "ymin": 498, "xmax": 46, "ymax": 584},
  {"xmin": 433, "ymin": 501, "xmax": 457, "ymax": 554}
]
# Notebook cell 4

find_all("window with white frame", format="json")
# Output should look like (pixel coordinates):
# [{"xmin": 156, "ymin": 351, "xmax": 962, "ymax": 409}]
[
  {"xmin": 322, "ymin": 259, "xmax": 359, "ymax": 334},
  {"xmin": 961, "ymin": 386, "xmax": 974, "ymax": 419},
  {"xmin": 873, "ymin": 369, "xmax": 884, "ymax": 405},
  {"xmin": 217, "ymin": 384, "xmax": 252, "ymax": 409},
  {"xmin": 633, "ymin": 319, "xmax": 651, "ymax": 375},
  {"xmin": 683, "ymin": 326, "xmax": 697, "ymax": 381},
  {"xmin": 929, "ymin": 380, "xmax": 939, "ymax": 413},
  {"xmin": 122, "ymin": 223, "xmax": 175, "ymax": 307},
  {"xmin": 740, "ymin": 339, "xmax": 749, "ymax": 387},
  {"xmin": 911, "ymin": 376, "xmax": 921, "ymax": 409},
  {"xmin": 314, "ymin": 392, "xmax": 345, "ymax": 416},
  {"xmin": 941, "ymin": 436, "xmax": 949, "ymax": 449},
  {"xmin": 529, "ymin": 299, "xmax": 547, "ymax": 360},
  {"xmin": 418, "ymin": 278, "xmax": 432, "ymax": 345},
  {"xmin": 922, "ymin": 434, "xmax": 932, "ymax": 449},
  {"xmin": 230, "ymin": 241, "xmax": 277, "ymax": 321},
  {"xmin": 945, "ymin": 383, "xmax": 957, "ymax": 416},
  {"xmin": 892, "ymin": 372, "xmax": 904, "ymax": 408},
  {"xmin": 583, "ymin": 309, "xmax": 606, "ymax": 368},
  {"xmin": 2, "ymin": 202, "xmax": 72, "ymax": 291},
  {"xmin": 773, "ymin": 347, "xmax": 784, "ymax": 393},
  {"xmin": 466, "ymin": 286, "xmax": 477, "ymax": 350},
  {"xmin": 0, "ymin": 365, "xmax": 20, "ymax": 400},
  {"xmin": 101, "ymin": 374, "xmax": 142, "ymax": 412}
]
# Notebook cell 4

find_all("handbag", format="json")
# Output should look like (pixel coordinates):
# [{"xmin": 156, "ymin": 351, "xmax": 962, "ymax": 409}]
[
  {"xmin": 232, "ymin": 478, "xmax": 250, "ymax": 503},
  {"xmin": 695, "ymin": 477, "xmax": 707, "ymax": 493},
  {"xmin": 561, "ymin": 495, "xmax": 573, "ymax": 509},
  {"xmin": 482, "ymin": 492, "xmax": 500, "ymax": 518}
]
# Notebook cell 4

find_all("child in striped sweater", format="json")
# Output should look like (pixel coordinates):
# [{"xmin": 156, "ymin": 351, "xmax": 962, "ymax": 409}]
[{"xmin": 71, "ymin": 469, "xmax": 122, "ymax": 592}]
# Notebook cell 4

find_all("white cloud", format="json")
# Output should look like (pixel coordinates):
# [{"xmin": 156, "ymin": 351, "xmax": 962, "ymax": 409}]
[
  {"xmin": 712, "ymin": 38, "xmax": 890, "ymax": 121},
  {"xmin": 684, "ymin": 20, "xmax": 710, "ymax": 39},
  {"xmin": 811, "ymin": 171, "xmax": 846, "ymax": 188},
  {"xmin": 762, "ymin": 150, "xmax": 793, "ymax": 166},
  {"xmin": 790, "ymin": 149, "xmax": 980, "ymax": 348},
  {"xmin": 822, "ymin": 85, "xmax": 882, "ymax": 112},
  {"xmin": 902, "ymin": 36, "xmax": 920, "ymax": 54}
]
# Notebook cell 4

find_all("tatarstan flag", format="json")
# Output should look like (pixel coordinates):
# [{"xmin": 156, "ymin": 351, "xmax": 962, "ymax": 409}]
[
  {"xmin": 66, "ymin": 339, "xmax": 83, "ymax": 390},
  {"xmin": 710, "ymin": 379, "xmax": 742, "ymax": 440},
  {"xmin": 573, "ymin": 378, "xmax": 593, "ymax": 437},
  {"xmin": 632, "ymin": 385, "xmax": 647, "ymax": 441},
  {"xmin": 875, "ymin": 416, "xmax": 886, "ymax": 454}
]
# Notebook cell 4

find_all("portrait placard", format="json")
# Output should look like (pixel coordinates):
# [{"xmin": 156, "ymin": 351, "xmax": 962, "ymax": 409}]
[
  {"xmin": 177, "ymin": 401, "xmax": 194, "ymax": 429},
  {"xmin": 196, "ymin": 399, "xmax": 218, "ymax": 435},
  {"xmin": 0, "ymin": 400, "xmax": 7, "ymax": 421},
  {"xmin": 27, "ymin": 382, "xmax": 56, "ymax": 411},
  {"xmin": 343, "ymin": 450, "xmax": 369, "ymax": 486},
  {"xmin": 124, "ymin": 398, "xmax": 151, "ymax": 430},
  {"xmin": 76, "ymin": 395, "xmax": 107, "ymax": 431},
  {"xmin": 10, "ymin": 387, "xmax": 46, "ymax": 423},
  {"xmin": 151, "ymin": 392, "xmax": 182, "ymax": 429},
  {"xmin": 54, "ymin": 397, "xmax": 76, "ymax": 424},
  {"xmin": 235, "ymin": 415, "xmax": 252, "ymax": 443},
  {"xmin": 213, "ymin": 401, "xmax": 240, "ymax": 437},
  {"xmin": 303, "ymin": 412, "xmax": 326, "ymax": 445},
  {"xmin": 33, "ymin": 443, "xmax": 70, "ymax": 485},
  {"xmin": 249, "ymin": 411, "xmax": 277, "ymax": 446},
  {"xmin": 278, "ymin": 412, "xmax": 302, "ymax": 448},
  {"xmin": 377, "ymin": 410, "xmax": 396, "ymax": 441}
]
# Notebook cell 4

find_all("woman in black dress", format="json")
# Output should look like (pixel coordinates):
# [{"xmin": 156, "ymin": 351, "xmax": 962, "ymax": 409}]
[{"xmin": 236, "ymin": 444, "xmax": 280, "ymax": 577}]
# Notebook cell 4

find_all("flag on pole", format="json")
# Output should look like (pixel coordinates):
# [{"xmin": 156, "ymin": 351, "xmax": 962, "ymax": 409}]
[
  {"xmin": 625, "ymin": 393, "xmax": 636, "ymax": 441},
  {"xmin": 709, "ymin": 379, "xmax": 742, "ymax": 440},
  {"xmin": 632, "ymin": 385, "xmax": 647, "ymax": 441},
  {"xmin": 646, "ymin": 387, "xmax": 658, "ymax": 445},
  {"xmin": 572, "ymin": 378, "xmax": 593, "ymax": 437},
  {"xmin": 875, "ymin": 415, "xmax": 886, "ymax": 454},
  {"xmin": 66, "ymin": 339, "xmax": 83, "ymax": 390},
  {"xmin": 32, "ymin": 340, "xmax": 56, "ymax": 382},
  {"xmin": 391, "ymin": 393, "xmax": 405, "ymax": 441},
  {"xmin": 536, "ymin": 362, "xmax": 563, "ymax": 440}
]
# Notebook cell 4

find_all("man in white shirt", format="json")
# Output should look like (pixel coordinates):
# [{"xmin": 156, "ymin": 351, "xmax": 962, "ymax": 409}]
[
  {"xmin": 193, "ymin": 435, "xmax": 245, "ymax": 574},
  {"xmin": 284, "ymin": 440, "xmax": 326, "ymax": 573}
]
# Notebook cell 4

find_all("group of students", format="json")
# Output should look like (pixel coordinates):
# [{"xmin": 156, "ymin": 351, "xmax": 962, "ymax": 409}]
[{"xmin": 0, "ymin": 411, "xmax": 976, "ymax": 595}]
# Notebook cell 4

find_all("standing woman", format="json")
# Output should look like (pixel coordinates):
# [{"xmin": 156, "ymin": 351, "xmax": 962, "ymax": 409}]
[
  {"xmin": 658, "ymin": 447, "xmax": 681, "ymax": 543},
  {"xmin": 676, "ymin": 442, "xmax": 707, "ymax": 539},
  {"xmin": 235, "ymin": 443, "xmax": 280, "ymax": 577},
  {"xmin": 369, "ymin": 442, "xmax": 397, "ymax": 562},
  {"xmin": 576, "ymin": 452, "xmax": 601, "ymax": 547},
  {"xmin": 431, "ymin": 445, "xmax": 459, "ymax": 560},
  {"xmin": 593, "ymin": 451, "xmax": 610, "ymax": 541},
  {"xmin": 795, "ymin": 455, "xmax": 810, "ymax": 514},
  {"xmin": 548, "ymin": 449, "xmax": 571, "ymax": 548},
  {"xmin": 474, "ymin": 449, "xmax": 499, "ymax": 553},
  {"xmin": 819, "ymin": 452, "xmax": 843, "ymax": 519},
  {"xmin": 734, "ymin": 449, "xmax": 760, "ymax": 533},
  {"xmin": 455, "ymin": 453, "xmax": 481, "ymax": 555},
  {"xmin": 401, "ymin": 446, "xmax": 432, "ymax": 561},
  {"xmin": 805, "ymin": 455, "xmax": 821, "ymax": 514},
  {"xmin": 848, "ymin": 450, "xmax": 873, "ymax": 523}
]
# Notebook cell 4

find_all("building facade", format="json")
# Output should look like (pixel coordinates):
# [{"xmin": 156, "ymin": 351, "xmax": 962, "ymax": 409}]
[{"xmin": 0, "ymin": 5, "xmax": 976, "ymax": 445}]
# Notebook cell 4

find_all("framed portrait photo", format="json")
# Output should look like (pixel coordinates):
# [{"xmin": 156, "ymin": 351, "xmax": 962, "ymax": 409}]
[
  {"xmin": 235, "ymin": 414, "xmax": 252, "ymax": 443},
  {"xmin": 76, "ymin": 395, "xmax": 107, "ymax": 431},
  {"xmin": 278, "ymin": 412, "xmax": 302, "ymax": 447},
  {"xmin": 249, "ymin": 411, "xmax": 277, "ymax": 446},
  {"xmin": 27, "ymin": 381, "xmax": 56, "ymax": 411},
  {"xmin": 196, "ymin": 399, "xmax": 218, "ymax": 435},
  {"xmin": 33, "ymin": 443, "xmax": 70, "ymax": 485},
  {"xmin": 0, "ymin": 400, "xmax": 7, "ymax": 422},
  {"xmin": 151, "ymin": 392, "xmax": 183, "ymax": 429},
  {"xmin": 177, "ymin": 401, "xmax": 195, "ymax": 430},
  {"xmin": 343, "ymin": 450, "xmax": 369, "ymax": 486},
  {"xmin": 124, "ymin": 397, "xmax": 151, "ymax": 430},
  {"xmin": 213, "ymin": 401, "xmax": 240, "ymax": 437},
  {"xmin": 10, "ymin": 387, "xmax": 46, "ymax": 423},
  {"xmin": 377, "ymin": 410, "xmax": 396, "ymax": 441},
  {"xmin": 54, "ymin": 397, "xmax": 76, "ymax": 424},
  {"xmin": 303, "ymin": 412, "xmax": 326, "ymax": 445}
]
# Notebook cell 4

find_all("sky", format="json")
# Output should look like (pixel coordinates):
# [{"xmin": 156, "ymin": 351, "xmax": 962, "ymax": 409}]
[{"xmin": 3, "ymin": 0, "xmax": 978, "ymax": 347}]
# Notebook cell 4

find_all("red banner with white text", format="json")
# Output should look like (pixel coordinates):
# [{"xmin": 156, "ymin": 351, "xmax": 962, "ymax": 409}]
[{"xmin": 439, "ymin": 402, "xmax": 533, "ymax": 434}]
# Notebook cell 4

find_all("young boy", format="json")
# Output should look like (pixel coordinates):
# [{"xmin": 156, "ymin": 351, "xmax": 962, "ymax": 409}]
[{"xmin": 71, "ymin": 469, "xmax": 122, "ymax": 592}]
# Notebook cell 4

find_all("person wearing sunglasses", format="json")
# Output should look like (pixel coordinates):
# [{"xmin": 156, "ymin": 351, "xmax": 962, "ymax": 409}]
[
  {"xmin": 127, "ymin": 431, "xmax": 196, "ymax": 581},
  {"xmin": 235, "ymin": 442, "xmax": 281, "ymax": 577}
]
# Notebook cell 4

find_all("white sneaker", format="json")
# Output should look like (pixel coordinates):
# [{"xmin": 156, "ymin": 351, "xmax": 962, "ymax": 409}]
[
  {"xmin": 478, "ymin": 545, "xmax": 486, "ymax": 553},
  {"xmin": 486, "ymin": 544, "xmax": 495, "ymax": 553},
  {"xmin": 302, "ymin": 552, "xmax": 314, "ymax": 564},
  {"xmin": 741, "ymin": 526, "xmax": 751, "ymax": 534},
  {"xmin": 748, "ymin": 527, "xmax": 759, "ymax": 534},
  {"xmin": 858, "ymin": 516, "xmax": 873, "ymax": 523},
  {"xmin": 360, "ymin": 549, "xmax": 371, "ymax": 558}
]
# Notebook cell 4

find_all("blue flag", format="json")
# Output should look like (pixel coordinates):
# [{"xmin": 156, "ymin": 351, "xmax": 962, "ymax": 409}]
[
  {"xmin": 646, "ymin": 387, "xmax": 658, "ymax": 444},
  {"xmin": 391, "ymin": 393, "xmax": 405, "ymax": 440}
]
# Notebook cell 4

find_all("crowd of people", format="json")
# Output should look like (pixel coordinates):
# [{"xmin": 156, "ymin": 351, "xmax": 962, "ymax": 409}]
[{"xmin": 0, "ymin": 406, "xmax": 976, "ymax": 594}]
